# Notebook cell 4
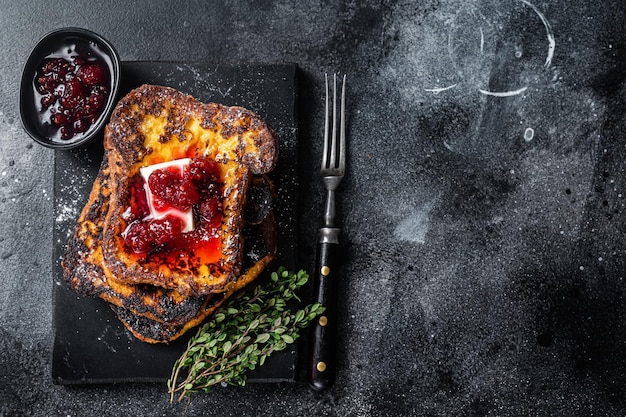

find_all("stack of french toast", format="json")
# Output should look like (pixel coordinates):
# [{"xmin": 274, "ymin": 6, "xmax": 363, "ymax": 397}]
[{"xmin": 62, "ymin": 84, "xmax": 279, "ymax": 343}]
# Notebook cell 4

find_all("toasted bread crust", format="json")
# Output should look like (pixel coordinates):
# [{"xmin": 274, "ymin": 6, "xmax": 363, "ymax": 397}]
[
  {"xmin": 111, "ymin": 248, "xmax": 274, "ymax": 343},
  {"xmin": 101, "ymin": 85, "xmax": 278, "ymax": 295}
]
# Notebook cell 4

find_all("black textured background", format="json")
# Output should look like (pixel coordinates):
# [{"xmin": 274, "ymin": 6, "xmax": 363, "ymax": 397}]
[{"xmin": 1, "ymin": 0, "xmax": 626, "ymax": 416}]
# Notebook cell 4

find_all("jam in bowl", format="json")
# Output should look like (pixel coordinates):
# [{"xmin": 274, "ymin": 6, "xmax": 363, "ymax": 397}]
[{"xmin": 19, "ymin": 28, "xmax": 120, "ymax": 150}]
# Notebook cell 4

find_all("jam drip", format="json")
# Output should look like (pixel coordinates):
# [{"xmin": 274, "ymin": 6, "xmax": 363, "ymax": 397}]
[{"xmin": 123, "ymin": 158, "xmax": 223, "ymax": 263}]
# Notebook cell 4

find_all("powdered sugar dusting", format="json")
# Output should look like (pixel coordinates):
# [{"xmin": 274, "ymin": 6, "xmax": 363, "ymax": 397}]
[{"xmin": 55, "ymin": 202, "xmax": 80, "ymax": 224}]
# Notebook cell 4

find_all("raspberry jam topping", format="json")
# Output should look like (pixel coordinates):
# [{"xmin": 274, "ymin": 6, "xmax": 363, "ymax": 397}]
[
  {"xmin": 33, "ymin": 40, "xmax": 112, "ymax": 142},
  {"xmin": 123, "ymin": 157, "xmax": 223, "ymax": 262}
]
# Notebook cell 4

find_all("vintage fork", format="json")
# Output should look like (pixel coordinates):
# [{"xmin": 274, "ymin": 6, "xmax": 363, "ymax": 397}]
[{"xmin": 308, "ymin": 73, "xmax": 346, "ymax": 390}]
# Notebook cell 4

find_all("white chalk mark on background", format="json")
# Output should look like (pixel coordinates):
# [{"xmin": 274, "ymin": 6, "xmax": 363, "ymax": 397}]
[
  {"xmin": 524, "ymin": 127, "xmax": 534, "ymax": 141},
  {"xmin": 479, "ymin": 26, "xmax": 485, "ymax": 54},
  {"xmin": 479, "ymin": 86, "xmax": 528, "ymax": 97},
  {"xmin": 424, "ymin": 84, "xmax": 458, "ymax": 93},
  {"xmin": 520, "ymin": 0, "xmax": 555, "ymax": 68},
  {"xmin": 425, "ymin": 0, "xmax": 555, "ymax": 96},
  {"xmin": 394, "ymin": 200, "xmax": 437, "ymax": 244}
]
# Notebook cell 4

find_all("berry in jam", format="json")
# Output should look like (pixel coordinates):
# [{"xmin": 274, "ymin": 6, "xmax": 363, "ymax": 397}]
[
  {"xmin": 123, "ymin": 157, "xmax": 224, "ymax": 261},
  {"xmin": 148, "ymin": 166, "xmax": 200, "ymax": 212},
  {"xmin": 77, "ymin": 63, "xmax": 107, "ymax": 86},
  {"xmin": 32, "ymin": 39, "xmax": 112, "ymax": 143},
  {"xmin": 125, "ymin": 215, "xmax": 185, "ymax": 254},
  {"xmin": 197, "ymin": 196, "xmax": 221, "ymax": 224}
]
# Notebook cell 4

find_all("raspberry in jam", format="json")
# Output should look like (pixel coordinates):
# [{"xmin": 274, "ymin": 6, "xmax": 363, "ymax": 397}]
[
  {"xmin": 33, "ymin": 39, "xmax": 112, "ymax": 142},
  {"xmin": 123, "ymin": 157, "xmax": 224, "ymax": 264}
]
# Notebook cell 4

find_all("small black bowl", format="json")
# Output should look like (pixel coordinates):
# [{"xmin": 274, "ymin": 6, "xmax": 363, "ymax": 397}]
[{"xmin": 19, "ymin": 27, "xmax": 121, "ymax": 150}]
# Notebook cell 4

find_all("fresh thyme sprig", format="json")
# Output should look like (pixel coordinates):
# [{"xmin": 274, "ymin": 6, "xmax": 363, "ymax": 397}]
[{"xmin": 168, "ymin": 267, "xmax": 324, "ymax": 402}]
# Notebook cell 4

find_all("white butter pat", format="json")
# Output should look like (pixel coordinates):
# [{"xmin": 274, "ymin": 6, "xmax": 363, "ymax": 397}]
[{"xmin": 139, "ymin": 158, "xmax": 195, "ymax": 233}]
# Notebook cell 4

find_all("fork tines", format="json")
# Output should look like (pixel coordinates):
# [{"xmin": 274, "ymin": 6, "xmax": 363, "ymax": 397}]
[{"xmin": 322, "ymin": 73, "xmax": 346, "ymax": 176}]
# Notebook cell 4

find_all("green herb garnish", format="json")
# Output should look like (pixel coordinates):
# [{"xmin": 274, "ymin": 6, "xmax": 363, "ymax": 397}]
[{"xmin": 168, "ymin": 267, "xmax": 324, "ymax": 402}]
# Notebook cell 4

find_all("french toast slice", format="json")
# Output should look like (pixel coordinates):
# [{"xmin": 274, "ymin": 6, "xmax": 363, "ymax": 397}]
[{"xmin": 101, "ymin": 84, "xmax": 278, "ymax": 296}]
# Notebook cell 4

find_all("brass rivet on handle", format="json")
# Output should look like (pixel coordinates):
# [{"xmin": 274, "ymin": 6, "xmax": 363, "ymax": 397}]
[
  {"xmin": 317, "ymin": 361, "xmax": 327, "ymax": 372},
  {"xmin": 321, "ymin": 266, "xmax": 330, "ymax": 276},
  {"xmin": 319, "ymin": 315, "xmax": 328, "ymax": 326}
]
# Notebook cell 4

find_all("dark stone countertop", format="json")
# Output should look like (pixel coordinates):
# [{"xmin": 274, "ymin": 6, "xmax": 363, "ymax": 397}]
[{"xmin": 2, "ymin": 0, "xmax": 626, "ymax": 415}]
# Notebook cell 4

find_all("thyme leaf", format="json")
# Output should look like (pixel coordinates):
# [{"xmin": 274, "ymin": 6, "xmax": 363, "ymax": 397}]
[{"xmin": 168, "ymin": 267, "xmax": 324, "ymax": 402}]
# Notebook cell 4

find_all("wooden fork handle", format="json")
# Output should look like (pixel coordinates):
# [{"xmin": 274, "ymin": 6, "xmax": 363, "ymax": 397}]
[{"xmin": 307, "ymin": 227, "xmax": 340, "ymax": 390}]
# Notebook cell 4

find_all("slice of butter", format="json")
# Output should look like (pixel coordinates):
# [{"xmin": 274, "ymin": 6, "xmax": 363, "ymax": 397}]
[{"xmin": 139, "ymin": 158, "xmax": 194, "ymax": 233}]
